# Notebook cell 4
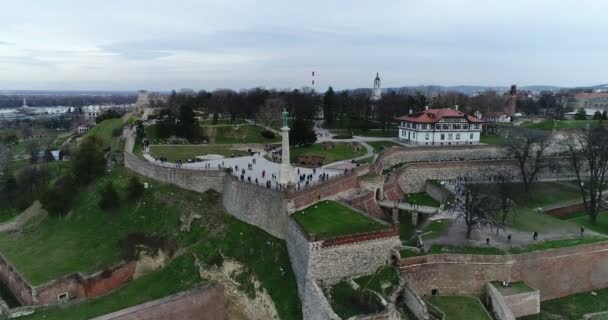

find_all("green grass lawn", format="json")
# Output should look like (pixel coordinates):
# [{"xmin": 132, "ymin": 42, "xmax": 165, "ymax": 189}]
[
  {"xmin": 399, "ymin": 211, "xmax": 416, "ymax": 241},
  {"xmin": 206, "ymin": 125, "xmax": 280, "ymax": 144},
  {"xmin": 353, "ymin": 129, "xmax": 398, "ymax": 137},
  {"xmin": 521, "ymin": 120, "xmax": 556, "ymax": 131},
  {"xmin": 476, "ymin": 181, "xmax": 582, "ymax": 208},
  {"xmin": 480, "ymin": 133, "xmax": 507, "ymax": 145},
  {"xmin": 84, "ymin": 118, "xmax": 124, "ymax": 150},
  {"xmin": 290, "ymin": 142, "xmax": 366, "ymax": 164},
  {"xmin": 421, "ymin": 219, "xmax": 451, "ymax": 241},
  {"xmin": 149, "ymin": 145, "xmax": 249, "ymax": 162},
  {"xmin": 404, "ymin": 192, "xmax": 440, "ymax": 207},
  {"xmin": 491, "ymin": 281, "xmax": 535, "ymax": 296},
  {"xmin": 567, "ymin": 211, "xmax": 608, "ymax": 235},
  {"xmin": 368, "ymin": 140, "xmax": 402, "ymax": 152},
  {"xmin": 521, "ymin": 288, "xmax": 608, "ymax": 320},
  {"xmin": 507, "ymin": 207, "xmax": 580, "ymax": 233},
  {"xmin": 427, "ymin": 296, "xmax": 491, "ymax": 320},
  {"xmin": 323, "ymin": 118, "xmax": 381, "ymax": 130},
  {"xmin": 293, "ymin": 201, "xmax": 387, "ymax": 240},
  {"xmin": 521, "ymin": 120, "xmax": 606, "ymax": 131}
]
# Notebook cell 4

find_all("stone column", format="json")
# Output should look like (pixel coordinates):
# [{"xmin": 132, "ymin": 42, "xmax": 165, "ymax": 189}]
[{"xmin": 279, "ymin": 124, "xmax": 294, "ymax": 186}]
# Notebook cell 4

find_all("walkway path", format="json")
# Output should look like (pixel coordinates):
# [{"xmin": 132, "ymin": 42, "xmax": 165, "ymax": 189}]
[{"xmin": 377, "ymin": 200, "xmax": 440, "ymax": 215}]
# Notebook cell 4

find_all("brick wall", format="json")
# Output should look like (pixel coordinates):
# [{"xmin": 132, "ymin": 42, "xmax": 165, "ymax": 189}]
[
  {"xmin": 0, "ymin": 254, "xmax": 34, "ymax": 305},
  {"xmin": 91, "ymin": 283, "xmax": 225, "ymax": 320},
  {"xmin": 383, "ymin": 175, "xmax": 402, "ymax": 201},
  {"xmin": 399, "ymin": 242, "xmax": 608, "ymax": 301},
  {"xmin": 544, "ymin": 202, "xmax": 585, "ymax": 218},
  {"xmin": 350, "ymin": 191, "xmax": 385, "ymax": 219},
  {"xmin": 84, "ymin": 262, "xmax": 136, "ymax": 298}
]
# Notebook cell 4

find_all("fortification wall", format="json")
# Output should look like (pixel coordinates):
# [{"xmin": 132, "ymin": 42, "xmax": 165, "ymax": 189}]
[
  {"xmin": 288, "ymin": 171, "xmax": 360, "ymax": 211},
  {"xmin": 350, "ymin": 190, "xmax": 385, "ymax": 218},
  {"xmin": 399, "ymin": 242, "xmax": 608, "ymax": 301},
  {"xmin": 301, "ymin": 280, "xmax": 340, "ymax": 320},
  {"xmin": 373, "ymin": 145, "xmax": 506, "ymax": 173},
  {"xmin": 91, "ymin": 283, "xmax": 225, "ymax": 320},
  {"xmin": 487, "ymin": 284, "xmax": 516, "ymax": 320},
  {"xmin": 222, "ymin": 175, "xmax": 288, "ymax": 239},
  {"xmin": 124, "ymin": 152, "xmax": 226, "ymax": 194},
  {"xmin": 0, "ymin": 254, "xmax": 34, "ymax": 305},
  {"xmin": 383, "ymin": 175, "xmax": 402, "ymax": 201}
]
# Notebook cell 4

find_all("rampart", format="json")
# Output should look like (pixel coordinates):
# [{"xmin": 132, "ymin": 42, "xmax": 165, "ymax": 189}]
[
  {"xmin": 399, "ymin": 241, "xmax": 608, "ymax": 301},
  {"xmin": 373, "ymin": 145, "xmax": 506, "ymax": 174},
  {"xmin": 124, "ymin": 152, "xmax": 226, "ymax": 193},
  {"xmin": 91, "ymin": 283, "xmax": 225, "ymax": 320},
  {"xmin": 0, "ymin": 254, "xmax": 135, "ymax": 306},
  {"xmin": 222, "ymin": 175, "xmax": 288, "ymax": 239},
  {"xmin": 287, "ymin": 170, "xmax": 361, "ymax": 211}
]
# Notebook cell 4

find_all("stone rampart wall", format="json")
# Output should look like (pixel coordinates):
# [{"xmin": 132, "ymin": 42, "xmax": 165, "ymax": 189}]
[
  {"xmin": 487, "ymin": 284, "xmax": 516, "ymax": 320},
  {"xmin": 124, "ymin": 152, "xmax": 226, "ymax": 194},
  {"xmin": 402, "ymin": 286, "xmax": 430, "ymax": 320},
  {"xmin": 399, "ymin": 242, "xmax": 608, "ymax": 301},
  {"xmin": 503, "ymin": 290, "xmax": 540, "ymax": 318},
  {"xmin": 350, "ymin": 190, "xmax": 385, "ymax": 219},
  {"xmin": 91, "ymin": 283, "xmax": 225, "ymax": 320},
  {"xmin": 425, "ymin": 181, "xmax": 450, "ymax": 204},
  {"xmin": 301, "ymin": 280, "xmax": 340, "ymax": 320},
  {"xmin": 222, "ymin": 175, "xmax": 288, "ymax": 239},
  {"xmin": 373, "ymin": 145, "xmax": 506, "ymax": 174},
  {"xmin": 383, "ymin": 175, "xmax": 402, "ymax": 201},
  {"xmin": 288, "ymin": 172, "xmax": 360, "ymax": 210},
  {"xmin": 0, "ymin": 254, "xmax": 34, "ymax": 305}
]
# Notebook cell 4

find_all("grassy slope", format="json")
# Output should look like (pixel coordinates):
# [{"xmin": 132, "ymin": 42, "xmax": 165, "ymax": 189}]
[
  {"xmin": 427, "ymin": 296, "xmax": 491, "ymax": 320},
  {"xmin": 290, "ymin": 142, "xmax": 366, "ymax": 164},
  {"xmin": 404, "ymin": 192, "xmax": 440, "ymax": 207},
  {"xmin": 293, "ymin": 201, "xmax": 386, "ymax": 239},
  {"xmin": 521, "ymin": 288, "xmax": 608, "ymax": 320},
  {"xmin": 567, "ymin": 211, "xmax": 608, "ymax": 234},
  {"xmin": 367, "ymin": 140, "xmax": 402, "ymax": 152},
  {"xmin": 83, "ymin": 118, "xmax": 123, "ymax": 150},
  {"xmin": 149, "ymin": 145, "xmax": 248, "ymax": 162},
  {"xmin": 207, "ymin": 125, "xmax": 280, "ymax": 144}
]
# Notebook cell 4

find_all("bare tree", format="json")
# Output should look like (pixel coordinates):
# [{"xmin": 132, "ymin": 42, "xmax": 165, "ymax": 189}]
[
  {"xmin": 504, "ymin": 128, "xmax": 552, "ymax": 192},
  {"xmin": 565, "ymin": 126, "xmax": 608, "ymax": 224},
  {"xmin": 452, "ymin": 184, "xmax": 502, "ymax": 239},
  {"xmin": 256, "ymin": 98, "xmax": 283, "ymax": 129}
]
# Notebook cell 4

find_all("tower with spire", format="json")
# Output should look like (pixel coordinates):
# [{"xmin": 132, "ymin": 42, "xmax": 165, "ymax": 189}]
[{"xmin": 371, "ymin": 72, "xmax": 382, "ymax": 102}]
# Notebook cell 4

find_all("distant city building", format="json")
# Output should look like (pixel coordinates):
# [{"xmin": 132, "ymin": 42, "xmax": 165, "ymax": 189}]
[
  {"xmin": 371, "ymin": 72, "xmax": 382, "ymax": 102},
  {"xmin": 77, "ymin": 125, "xmax": 90, "ymax": 134},
  {"xmin": 505, "ymin": 84, "xmax": 517, "ymax": 116},
  {"xmin": 136, "ymin": 90, "xmax": 150, "ymax": 113},
  {"xmin": 568, "ymin": 92, "xmax": 608, "ymax": 110},
  {"xmin": 83, "ymin": 104, "xmax": 135, "ymax": 121},
  {"xmin": 484, "ymin": 112, "xmax": 512, "ymax": 123},
  {"xmin": 564, "ymin": 108, "xmax": 605, "ymax": 120},
  {"xmin": 396, "ymin": 106, "xmax": 484, "ymax": 145}
]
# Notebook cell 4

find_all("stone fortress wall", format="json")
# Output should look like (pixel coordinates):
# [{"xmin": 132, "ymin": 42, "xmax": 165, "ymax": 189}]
[{"xmin": 399, "ymin": 242, "xmax": 608, "ymax": 301}]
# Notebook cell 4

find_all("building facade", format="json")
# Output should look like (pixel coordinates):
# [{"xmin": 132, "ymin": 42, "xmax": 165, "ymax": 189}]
[{"xmin": 396, "ymin": 107, "xmax": 484, "ymax": 145}]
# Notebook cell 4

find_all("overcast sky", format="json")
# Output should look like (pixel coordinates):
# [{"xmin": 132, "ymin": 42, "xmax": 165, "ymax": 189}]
[{"xmin": 0, "ymin": 0, "xmax": 607, "ymax": 91}]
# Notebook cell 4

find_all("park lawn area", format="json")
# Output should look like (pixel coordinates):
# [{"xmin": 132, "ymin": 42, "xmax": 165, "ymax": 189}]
[
  {"xmin": 473, "ymin": 181, "xmax": 582, "ymax": 209},
  {"xmin": 507, "ymin": 207, "xmax": 580, "ymax": 234},
  {"xmin": 206, "ymin": 125, "xmax": 280, "ymax": 144},
  {"xmin": 323, "ymin": 118, "xmax": 381, "ymax": 130},
  {"xmin": 421, "ymin": 219, "xmax": 451, "ymax": 240},
  {"xmin": 427, "ymin": 296, "xmax": 491, "ymax": 320},
  {"xmin": 353, "ymin": 129, "xmax": 398, "ymax": 137},
  {"xmin": 521, "ymin": 120, "xmax": 606, "ymax": 131},
  {"xmin": 83, "ymin": 118, "xmax": 124, "ymax": 150},
  {"xmin": 521, "ymin": 120, "xmax": 555, "ymax": 131},
  {"xmin": 520, "ymin": 287, "xmax": 608, "ymax": 320},
  {"xmin": 368, "ymin": 140, "xmax": 402, "ymax": 152},
  {"xmin": 491, "ymin": 281, "xmax": 535, "ymax": 296},
  {"xmin": 21, "ymin": 254, "xmax": 203, "ymax": 320},
  {"xmin": 480, "ymin": 133, "xmax": 507, "ymax": 145},
  {"xmin": 567, "ymin": 211, "xmax": 608, "ymax": 235},
  {"xmin": 290, "ymin": 142, "xmax": 366, "ymax": 164},
  {"xmin": 404, "ymin": 192, "xmax": 440, "ymax": 207},
  {"xmin": 293, "ymin": 201, "xmax": 387, "ymax": 240},
  {"xmin": 149, "ymin": 145, "xmax": 249, "ymax": 162}
]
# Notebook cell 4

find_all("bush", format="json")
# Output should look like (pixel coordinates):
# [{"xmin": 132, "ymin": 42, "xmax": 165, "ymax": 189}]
[
  {"xmin": 98, "ymin": 182, "xmax": 119, "ymax": 210},
  {"xmin": 41, "ymin": 175, "xmax": 76, "ymax": 216},
  {"xmin": 333, "ymin": 134, "xmax": 353, "ymax": 139},
  {"xmin": 260, "ymin": 130, "xmax": 276, "ymax": 139},
  {"xmin": 112, "ymin": 127, "xmax": 123, "ymax": 137},
  {"xmin": 72, "ymin": 137, "xmax": 106, "ymax": 185},
  {"xmin": 126, "ymin": 176, "xmax": 144, "ymax": 200}
]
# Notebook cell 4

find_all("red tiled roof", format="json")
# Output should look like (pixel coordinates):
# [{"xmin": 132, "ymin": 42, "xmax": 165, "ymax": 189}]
[
  {"xmin": 574, "ymin": 92, "xmax": 608, "ymax": 100},
  {"xmin": 395, "ymin": 108, "xmax": 484, "ymax": 123}
]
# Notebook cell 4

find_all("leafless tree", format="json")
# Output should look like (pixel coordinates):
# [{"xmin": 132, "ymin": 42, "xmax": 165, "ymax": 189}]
[
  {"xmin": 256, "ymin": 98, "xmax": 283, "ymax": 129},
  {"xmin": 452, "ymin": 184, "xmax": 502, "ymax": 239},
  {"xmin": 565, "ymin": 126, "xmax": 608, "ymax": 224},
  {"xmin": 504, "ymin": 128, "xmax": 552, "ymax": 192}
]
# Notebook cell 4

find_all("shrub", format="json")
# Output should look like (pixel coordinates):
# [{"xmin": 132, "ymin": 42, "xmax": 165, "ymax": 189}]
[
  {"xmin": 260, "ymin": 130, "xmax": 276, "ymax": 139},
  {"xmin": 98, "ymin": 182, "xmax": 119, "ymax": 210},
  {"xmin": 41, "ymin": 175, "xmax": 76, "ymax": 217},
  {"xmin": 333, "ymin": 134, "xmax": 353, "ymax": 139},
  {"xmin": 126, "ymin": 176, "xmax": 144, "ymax": 200},
  {"xmin": 72, "ymin": 137, "xmax": 106, "ymax": 185},
  {"xmin": 112, "ymin": 127, "xmax": 123, "ymax": 137}
]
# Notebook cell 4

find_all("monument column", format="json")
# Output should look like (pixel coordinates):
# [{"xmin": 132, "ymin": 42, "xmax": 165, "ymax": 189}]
[{"xmin": 279, "ymin": 108, "xmax": 294, "ymax": 186}]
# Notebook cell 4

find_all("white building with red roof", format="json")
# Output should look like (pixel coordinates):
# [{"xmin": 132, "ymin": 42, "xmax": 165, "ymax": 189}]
[{"xmin": 396, "ymin": 106, "xmax": 484, "ymax": 145}]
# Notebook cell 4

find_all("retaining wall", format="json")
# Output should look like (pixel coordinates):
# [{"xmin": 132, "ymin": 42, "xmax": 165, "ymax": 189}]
[
  {"xmin": 91, "ymin": 283, "xmax": 225, "ymax": 320},
  {"xmin": 487, "ymin": 284, "xmax": 516, "ymax": 320},
  {"xmin": 350, "ymin": 190, "xmax": 385, "ymax": 219},
  {"xmin": 288, "ymin": 171, "xmax": 360, "ymax": 211},
  {"xmin": 222, "ymin": 175, "xmax": 288, "ymax": 239},
  {"xmin": 544, "ymin": 202, "xmax": 585, "ymax": 218},
  {"xmin": 399, "ymin": 242, "xmax": 608, "ymax": 301},
  {"xmin": 124, "ymin": 152, "xmax": 226, "ymax": 194}
]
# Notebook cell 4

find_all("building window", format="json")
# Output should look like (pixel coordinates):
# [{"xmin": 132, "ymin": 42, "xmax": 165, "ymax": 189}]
[
  {"xmin": 456, "ymin": 133, "xmax": 460, "ymax": 140},
  {"xmin": 448, "ymin": 133, "xmax": 453, "ymax": 140},
  {"xmin": 442, "ymin": 124, "xmax": 449, "ymax": 130},
  {"xmin": 470, "ymin": 133, "xmax": 474, "ymax": 140},
  {"xmin": 427, "ymin": 124, "xmax": 431, "ymax": 130},
  {"xmin": 440, "ymin": 134, "xmax": 445, "ymax": 140},
  {"xmin": 425, "ymin": 133, "xmax": 429, "ymax": 140},
  {"xmin": 58, "ymin": 292, "xmax": 69, "ymax": 302},
  {"xmin": 413, "ymin": 132, "xmax": 416, "ymax": 139}
]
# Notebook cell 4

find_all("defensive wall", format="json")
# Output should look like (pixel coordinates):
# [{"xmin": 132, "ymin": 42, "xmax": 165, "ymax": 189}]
[
  {"xmin": 372, "ymin": 145, "xmax": 507, "ymax": 174},
  {"xmin": 124, "ymin": 152, "xmax": 226, "ymax": 194},
  {"xmin": 0, "ymin": 254, "xmax": 135, "ymax": 306},
  {"xmin": 486, "ymin": 283, "xmax": 540, "ymax": 320},
  {"xmin": 399, "ymin": 241, "xmax": 608, "ymax": 301},
  {"xmin": 222, "ymin": 175, "xmax": 289, "ymax": 239},
  {"xmin": 91, "ymin": 283, "xmax": 225, "ymax": 320}
]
